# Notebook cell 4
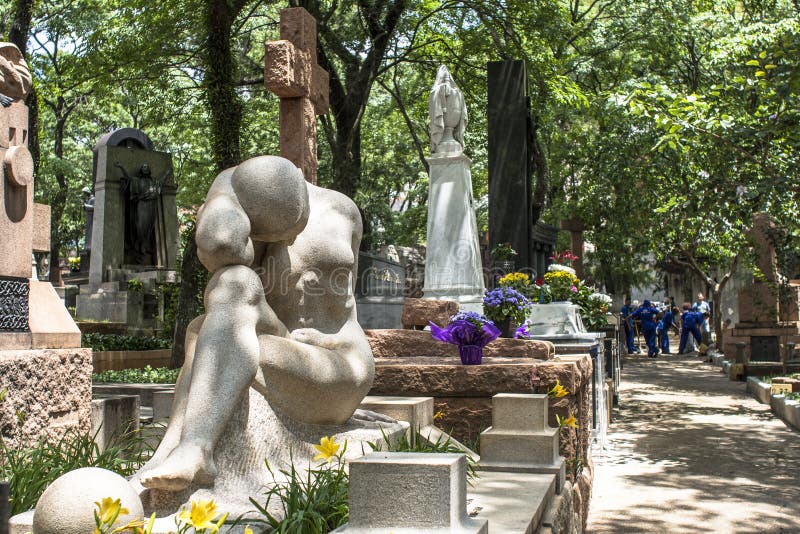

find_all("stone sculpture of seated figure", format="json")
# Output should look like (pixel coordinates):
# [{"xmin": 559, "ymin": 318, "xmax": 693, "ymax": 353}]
[{"xmin": 139, "ymin": 156, "xmax": 375, "ymax": 491}]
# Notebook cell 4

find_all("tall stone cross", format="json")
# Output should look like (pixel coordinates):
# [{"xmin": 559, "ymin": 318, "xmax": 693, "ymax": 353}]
[{"xmin": 264, "ymin": 7, "xmax": 329, "ymax": 184}]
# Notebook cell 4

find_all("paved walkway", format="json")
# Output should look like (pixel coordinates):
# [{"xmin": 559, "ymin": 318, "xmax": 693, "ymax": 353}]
[{"xmin": 587, "ymin": 353, "xmax": 800, "ymax": 534}]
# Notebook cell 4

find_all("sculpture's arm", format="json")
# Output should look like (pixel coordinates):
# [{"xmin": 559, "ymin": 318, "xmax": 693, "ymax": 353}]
[{"xmin": 196, "ymin": 192, "xmax": 255, "ymax": 273}]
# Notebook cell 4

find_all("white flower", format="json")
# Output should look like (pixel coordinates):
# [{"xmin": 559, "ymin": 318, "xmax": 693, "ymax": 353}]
[
  {"xmin": 547, "ymin": 264, "xmax": 576, "ymax": 276},
  {"xmin": 590, "ymin": 292, "xmax": 612, "ymax": 305}
]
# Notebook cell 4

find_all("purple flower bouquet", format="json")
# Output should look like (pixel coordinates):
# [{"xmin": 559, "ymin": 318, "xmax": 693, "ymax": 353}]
[{"xmin": 429, "ymin": 312, "xmax": 501, "ymax": 365}]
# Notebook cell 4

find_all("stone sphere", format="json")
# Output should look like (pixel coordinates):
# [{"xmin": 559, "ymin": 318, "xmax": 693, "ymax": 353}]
[
  {"xmin": 231, "ymin": 155, "xmax": 309, "ymax": 242},
  {"xmin": 32, "ymin": 467, "xmax": 144, "ymax": 534}
]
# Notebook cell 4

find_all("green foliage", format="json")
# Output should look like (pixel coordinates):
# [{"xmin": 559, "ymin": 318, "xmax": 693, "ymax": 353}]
[
  {"xmin": 82, "ymin": 333, "xmax": 172, "ymax": 352},
  {"xmin": 249, "ymin": 453, "xmax": 349, "ymax": 533},
  {"xmin": 127, "ymin": 278, "xmax": 144, "ymax": 293},
  {"xmin": 92, "ymin": 365, "xmax": 179, "ymax": 384},
  {"xmin": 0, "ymin": 426, "xmax": 151, "ymax": 515}
]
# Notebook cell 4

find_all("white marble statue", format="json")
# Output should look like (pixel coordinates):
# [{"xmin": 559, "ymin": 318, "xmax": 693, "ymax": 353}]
[
  {"xmin": 429, "ymin": 65, "xmax": 467, "ymax": 155},
  {"xmin": 139, "ymin": 156, "xmax": 379, "ymax": 491}
]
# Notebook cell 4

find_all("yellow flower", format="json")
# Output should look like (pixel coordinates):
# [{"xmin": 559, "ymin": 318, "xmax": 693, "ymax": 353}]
[
  {"xmin": 313, "ymin": 435, "xmax": 341, "ymax": 463},
  {"xmin": 177, "ymin": 499, "xmax": 223, "ymax": 532},
  {"xmin": 547, "ymin": 379, "xmax": 569, "ymax": 399},
  {"xmin": 95, "ymin": 497, "xmax": 129, "ymax": 526},
  {"xmin": 557, "ymin": 414, "xmax": 578, "ymax": 429},
  {"xmin": 499, "ymin": 272, "xmax": 530, "ymax": 285},
  {"xmin": 433, "ymin": 410, "xmax": 444, "ymax": 420},
  {"xmin": 244, "ymin": 527, "xmax": 253, "ymax": 534},
  {"xmin": 113, "ymin": 519, "xmax": 144, "ymax": 533}
]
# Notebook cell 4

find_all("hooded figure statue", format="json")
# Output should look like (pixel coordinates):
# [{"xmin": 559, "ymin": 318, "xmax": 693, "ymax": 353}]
[{"xmin": 428, "ymin": 65, "xmax": 468, "ymax": 155}]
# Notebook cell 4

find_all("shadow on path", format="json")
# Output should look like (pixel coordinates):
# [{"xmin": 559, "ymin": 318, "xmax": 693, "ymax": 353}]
[{"xmin": 587, "ymin": 354, "xmax": 800, "ymax": 534}]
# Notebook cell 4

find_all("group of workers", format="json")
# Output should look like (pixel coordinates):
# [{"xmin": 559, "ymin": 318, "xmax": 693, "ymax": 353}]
[{"xmin": 621, "ymin": 294, "xmax": 712, "ymax": 358}]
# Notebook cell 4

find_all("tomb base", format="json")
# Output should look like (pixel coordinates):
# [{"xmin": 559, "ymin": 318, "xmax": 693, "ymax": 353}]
[
  {"xmin": 132, "ymin": 388, "xmax": 408, "ymax": 527},
  {"xmin": 76, "ymin": 269, "xmax": 176, "ymax": 327}
]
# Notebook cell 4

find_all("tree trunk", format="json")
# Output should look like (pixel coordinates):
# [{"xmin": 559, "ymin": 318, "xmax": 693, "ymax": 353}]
[
  {"xmin": 170, "ymin": 227, "xmax": 205, "ymax": 368},
  {"xmin": 49, "ymin": 114, "xmax": 67, "ymax": 286},
  {"xmin": 170, "ymin": 0, "xmax": 247, "ymax": 368}
]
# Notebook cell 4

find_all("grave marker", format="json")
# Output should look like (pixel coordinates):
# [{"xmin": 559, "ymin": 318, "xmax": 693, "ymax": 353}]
[{"xmin": 265, "ymin": 7, "xmax": 329, "ymax": 184}]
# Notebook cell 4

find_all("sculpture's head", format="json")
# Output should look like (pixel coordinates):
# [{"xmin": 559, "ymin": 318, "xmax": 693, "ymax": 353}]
[
  {"xmin": 140, "ymin": 163, "xmax": 151, "ymax": 177},
  {"xmin": 231, "ymin": 155, "xmax": 310, "ymax": 243},
  {"xmin": 434, "ymin": 65, "xmax": 453, "ymax": 87}
]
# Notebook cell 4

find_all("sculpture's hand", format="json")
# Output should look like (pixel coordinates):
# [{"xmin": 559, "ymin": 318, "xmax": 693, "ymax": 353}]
[{"xmin": 290, "ymin": 327, "xmax": 341, "ymax": 350}]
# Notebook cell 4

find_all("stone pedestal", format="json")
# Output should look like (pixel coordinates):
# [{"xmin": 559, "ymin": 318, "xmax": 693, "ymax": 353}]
[
  {"xmin": 0, "ymin": 348, "xmax": 92, "ymax": 448},
  {"xmin": 133, "ymin": 389, "xmax": 408, "ymax": 524},
  {"xmin": 478, "ymin": 394, "xmax": 565, "ymax": 491},
  {"xmin": 333, "ymin": 452, "xmax": 488, "ymax": 533},
  {"xmin": 423, "ymin": 154, "xmax": 484, "ymax": 309}
]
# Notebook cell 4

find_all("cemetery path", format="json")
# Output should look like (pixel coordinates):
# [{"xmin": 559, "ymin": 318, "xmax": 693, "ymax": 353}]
[{"xmin": 587, "ymin": 353, "xmax": 800, "ymax": 534}]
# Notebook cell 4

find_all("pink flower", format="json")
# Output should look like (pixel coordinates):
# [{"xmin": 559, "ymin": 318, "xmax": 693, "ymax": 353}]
[{"xmin": 570, "ymin": 286, "xmax": 578, "ymax": 292}]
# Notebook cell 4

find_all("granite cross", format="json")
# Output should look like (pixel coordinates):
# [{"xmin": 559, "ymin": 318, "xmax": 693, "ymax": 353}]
[{"xmin": 264, "ymin": 7, "xmax": 329, "ymax": 184}]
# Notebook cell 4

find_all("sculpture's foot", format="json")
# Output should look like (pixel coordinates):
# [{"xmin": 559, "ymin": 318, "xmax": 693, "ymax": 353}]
[{"xmin": 139, "ymin": 443, "xmax": 217, "ymax": 491}]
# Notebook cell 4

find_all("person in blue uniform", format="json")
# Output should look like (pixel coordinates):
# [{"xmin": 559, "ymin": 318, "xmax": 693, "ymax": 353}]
[
  {"xmin": 620, "ymin": 297, "xmax": 639, "ymax": 354},
  {"xmin": 657, "ymin": 305, "xmax": 676, "ymax": 354},
  {"xmin": 679, "ymin": 302, "xmax": 704, "ymax": 354},
  {"xmin": 632, "ymin": 299, "xmax": 660, "ymax": 358}
]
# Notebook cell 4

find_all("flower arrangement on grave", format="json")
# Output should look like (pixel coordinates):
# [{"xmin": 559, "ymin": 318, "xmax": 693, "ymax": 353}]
[
  {"xmin": 542, "ymin": 266, "xmax": 580, "ymax": 302},
  {"xmin": 68, "ymin": 256, "xmax": 80, "ymax": 272},
  {"xmin": 491, "ymin": 242, "xmax": 517, "ymax": 261},
  {"xmin": 549, "ymin": 249, "xmax": 579, "ymax": 266},
  {"xmin": 429, "ymin": 311, "xmax": 502, "ymax": 365},
  {"xmin": 482, "ymin": 287, "xmax": 531, "ymax": 336},
  {"xmin": 497, "ymin": 271, "xmax": 532, "ymax": 294}
]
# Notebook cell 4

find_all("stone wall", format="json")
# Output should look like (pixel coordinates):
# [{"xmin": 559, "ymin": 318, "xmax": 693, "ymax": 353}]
[{"xmin": 0, "ymin": 348, "xmax": 92, "ymax": 448}]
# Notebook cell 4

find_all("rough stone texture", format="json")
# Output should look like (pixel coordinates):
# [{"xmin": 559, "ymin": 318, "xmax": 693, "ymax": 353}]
[
  {"xmin": 0, "ymin": 348, "xmax": 92, "ymax": 448},
  {"xmin": 264, "ymin": 7, "xmax": 328, "ymax": 184},
  {"xmin": 737, "ymin": 284, "xmax": 779, "ymax": 324},
  {"xmin": 401, "ymin": 297, "xmax": 459, "ymax": 328},
  {"xmin": 333, "ymin": 453, "xmax": 487, "ymax": 533},
  {"xmin": 540, "ymin": 480, "xmax": 578, "ymax": 534},
  {"xmin": 367, "ymin": 328, "xmax": 554, "ymax": 359},
  {"xmin": 32, "ymin": 202, "xmax": 50, "ymax": 252},
  {"xmin": 373, "ymin": 357, "xmax": 540, "ymax": 397},
  {"xmin": 369, "ymin": 354, "xmax": 591, "ymax": 454},
  {"xmin": 32, "ymin": 468, "xmax": 144, "ymax": 534},
  {"xmin": 533, "ymin": 356, "xmax": 593, "ymax": 496},
  {"xmin": 360, "ymin": 395, "xmax": 434, "ymax": 431},
  {"xmin": 0, "ymin": 43, "xmax": 32, "ymax": 101},
  {"xmin": 0, "ymin": 136, "xmax": 34, "ymax": 279},
  {"xmin": 0, "ymin": 99, "xmax": 28, "ymax": 149},
  {"xmin": 135, "ymin": 389, "xmax": 407, "ymax": 522}
]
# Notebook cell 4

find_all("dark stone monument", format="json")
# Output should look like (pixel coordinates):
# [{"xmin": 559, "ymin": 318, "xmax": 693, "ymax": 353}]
[
  {"xmin": 75, "ymin": 128, "xmax": 178, "ymax": 326},
  {"xmin": 487, "ymin": 60, "xmax": 533, "ymax": 273},
  {"xmin": 487, "ymin": 61, "xmax": 559, "ymax": 279}
]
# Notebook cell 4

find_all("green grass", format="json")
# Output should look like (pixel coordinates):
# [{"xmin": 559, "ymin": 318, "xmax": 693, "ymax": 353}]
[
  {"xmin": 93, "ymin": 365, "xmax": 179, "ymax": 384},
  {"xmin": 248, "ymin": 453, "xmax": 349, "ymax": 534},
  {"xmin": 0, "ymin": 426, "xmax": 152, "ymax": 515}
]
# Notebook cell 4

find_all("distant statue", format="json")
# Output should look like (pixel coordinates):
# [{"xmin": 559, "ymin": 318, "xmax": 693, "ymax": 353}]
[
  {"xmin": 0, "ymin": 42, "xmax": 32, "ymax": 106},
  {"xmin": 114, "ymin": 161, "xmax": 171, "ymax": 263},
  {"xmin": 81, "ymin": 187, "xmax": 95, "ymax": 252},
  {"xmin": 428, "ymin": 65, "xmax": 468, "ymax": 155}
]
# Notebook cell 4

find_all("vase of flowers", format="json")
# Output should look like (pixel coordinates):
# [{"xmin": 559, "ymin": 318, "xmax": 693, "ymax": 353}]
[
  {"xmin": 429, "ymin": 311, "xmax": 501, "ymax": 365},
  {"xmin": 483, "ymin": 286, "xmax": 531, "ymax": 338}
]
